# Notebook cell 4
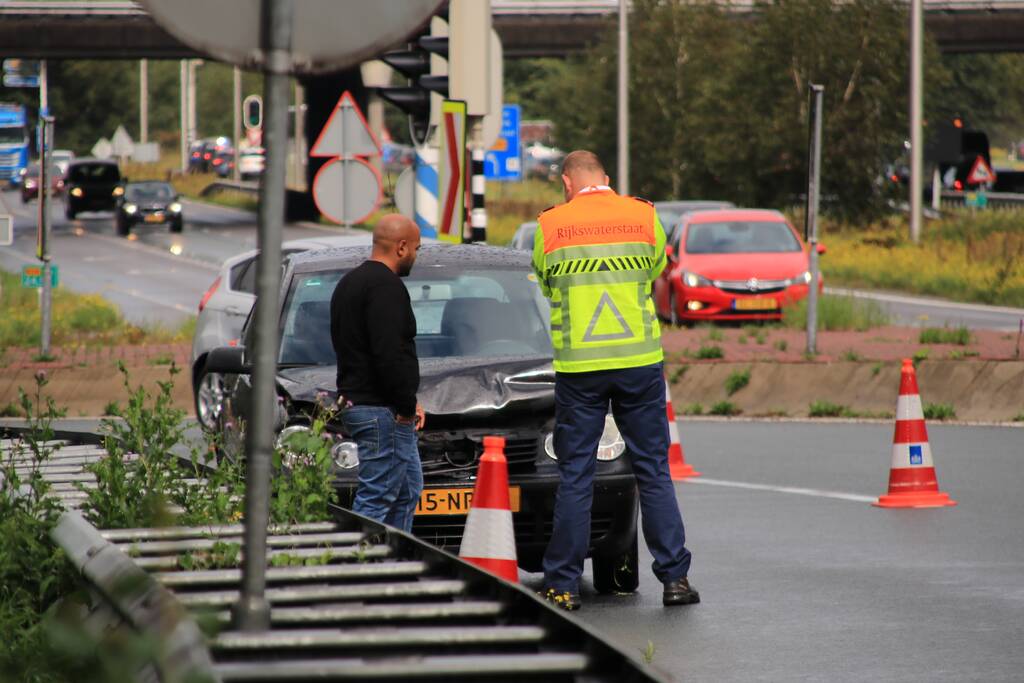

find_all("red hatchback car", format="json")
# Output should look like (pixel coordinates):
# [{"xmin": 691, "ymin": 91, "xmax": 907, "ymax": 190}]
[{"xmin": 654, "ymin": 208, "xmax": 824, "ymax": 324}]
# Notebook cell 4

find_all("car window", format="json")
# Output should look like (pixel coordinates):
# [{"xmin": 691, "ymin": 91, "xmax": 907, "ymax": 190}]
[
  {"xmin": 278, "ymin": 265, "xmax": 552, "ymax": 365},
  {"xmin": 230, "ymin": 259, "xmax": 255, "ymax": 293},
  {"xmin": 68, "ymin": 164, "xmax": 120, "ymax": 183},
  {"xmin": 685, "ymin": 221, "xmax": 801, "ymax": 254},
  {"xmin": 125, "ymin": 183, "xmax": 174, "ymax": 201}
]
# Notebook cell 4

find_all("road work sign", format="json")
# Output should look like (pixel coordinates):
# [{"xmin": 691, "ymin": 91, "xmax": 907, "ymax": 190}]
[
  {"xmin": 966, "ymin": 156, "xmax": 996, "ymax": 185},
  {"xmin": 21, "ymin": 264, "xmax": 58, "ymax": 288},
  {"xmin": 310, "ymin": 91, "xmax": 382, "ymax": 225},
  {"xmin": 437, "ymin": 100, "xmax": 467, "ymax": 243}
]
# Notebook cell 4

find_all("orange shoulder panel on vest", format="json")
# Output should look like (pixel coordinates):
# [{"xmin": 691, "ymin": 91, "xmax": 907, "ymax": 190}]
[{"xmin": 540, "ymin": 193, "xmax": 655, "ymax": 254}]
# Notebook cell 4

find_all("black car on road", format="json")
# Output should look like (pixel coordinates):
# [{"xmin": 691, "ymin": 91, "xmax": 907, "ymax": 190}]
[
  {"xmin": 64, "ymin": 159, "xmax": 123, "ymax": 219},
  {"xmin": 205, "ymin": 243, "xmax": 642, "ymax": 592},
  {"xmin": 116, "ymin": 181, "xmax": 183, "ymax": 236}
]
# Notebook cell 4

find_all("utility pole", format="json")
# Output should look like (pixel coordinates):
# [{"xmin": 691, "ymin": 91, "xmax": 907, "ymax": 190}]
[
  {"xmin": 232, "ymin": 0, "xmax": 291, "ymax": 633},
  {"xmin": 188, "ymin": 59, "xmax": 203, "ymax": 149},
  {"xmin": 805, "ymin": 85, "xmax": 824, "ymax": 356},
  {"xmin": 909, "ymin": 0, "xmax": 923, "ymax": 243},
  {"xmin": 617, "ymin": 0, "xmax": 629, "ymax": 195},
  {"xmin": 294, "ymin": 80, "xmax": 306, "ymax": 191},
  {"xmin": 233, "ymin": 66, "xmax": 241, "ymax": 181},
  {"xmin": 140, "ymin": 59, "xmax": 149, "ymax": 144},
  {"xmin": 180, "ymin": 59, "xmax": 189, "ymax": 172},
  {"xmin": 38, "ymin": 116, "xmax": 53, "ymax": 359}
]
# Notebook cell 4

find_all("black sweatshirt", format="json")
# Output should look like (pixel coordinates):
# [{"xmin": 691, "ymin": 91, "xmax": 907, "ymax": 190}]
[{"xmin": 330, "ymin": 260, "xmax": 419, "ymax": 417}]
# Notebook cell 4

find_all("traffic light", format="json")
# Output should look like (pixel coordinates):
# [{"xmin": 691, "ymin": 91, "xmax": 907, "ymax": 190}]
[
  {"xmin": 243, "ymin": 95, "xmax": 263, "ymax": 130},
  {"xmin": 377, "ymin": 15, "xmax": 449, "ymax": 146}
]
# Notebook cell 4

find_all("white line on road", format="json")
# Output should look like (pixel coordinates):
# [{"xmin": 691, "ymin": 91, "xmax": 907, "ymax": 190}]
[
  {"xmin": 826, "ymin": 286, "xmax": 1024, "ymax": 317},
  {"xmin": 104, "ymin": 284, "xmax": 194, "ymax": 314},
  {"xmin": 684, "ymin": 476, "xmax": 877, "ymax": 503}
]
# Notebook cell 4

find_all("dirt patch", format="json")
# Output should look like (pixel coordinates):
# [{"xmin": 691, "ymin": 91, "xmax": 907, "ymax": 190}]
[{"xmin": 667, "ymin": 360, "xmax": 1024, "ymax": 422}]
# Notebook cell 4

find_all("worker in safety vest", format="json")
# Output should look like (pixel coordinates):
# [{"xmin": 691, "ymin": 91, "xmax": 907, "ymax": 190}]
[{"xmin": 533, "ymin": 150, "xmax": 699, "ymax": 610}]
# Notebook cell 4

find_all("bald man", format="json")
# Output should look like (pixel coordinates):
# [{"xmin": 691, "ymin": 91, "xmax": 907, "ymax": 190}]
[{"xmin": 330, "ymin": 214, "xmax": 425, "ymax": 531}]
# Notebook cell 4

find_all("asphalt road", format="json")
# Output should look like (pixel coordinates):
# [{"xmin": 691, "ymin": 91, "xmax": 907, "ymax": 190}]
[
  {"xmin": 0, "ymin": 189, "xmax": 345, "ymax": 327},
  {"xmin": 827, "ymin": 285, "xmax": 1024, "ymax": 332},
  {"xmin": 519, "ymin": 420, "xmax": 1024, "ymax": 682}
]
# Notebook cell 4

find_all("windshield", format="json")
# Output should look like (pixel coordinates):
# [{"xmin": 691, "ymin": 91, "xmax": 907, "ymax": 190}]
[
  {"xmin": 279, "ymin": 264, "xmax": 552, "ymax": 365},
  {"xmin": 0, "ymin": 127, "xmax": 25, "ymax": 144},
  {"xmin": 685, "ymin": 221, "xmax": 801, "ymax": 254},
  {"xmin": 68, "ymin": 164, "xmax": 120, "ymax": 183},
  {"xmin": 125, "ymin": 183, "xmax": 174, "ymax": 201}
]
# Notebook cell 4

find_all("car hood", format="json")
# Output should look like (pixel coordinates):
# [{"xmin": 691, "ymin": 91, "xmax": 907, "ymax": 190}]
[
  {"xmin": 682, "ymin": 251, "xmax": 808, "ymax": 281},
  {"xmin": 277, "ymin": 356, "xmax": 555, "ymax": 418}
]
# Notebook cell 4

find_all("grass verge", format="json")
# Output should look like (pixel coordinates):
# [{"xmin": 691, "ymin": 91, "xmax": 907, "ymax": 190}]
[{"xmin": 782, "ymin": 294, "xmax": 891, "ymax": 331}]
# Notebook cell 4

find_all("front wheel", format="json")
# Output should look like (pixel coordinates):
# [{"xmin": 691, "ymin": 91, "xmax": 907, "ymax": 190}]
[
  {"xmin": 195, "ymin": 369, "xmax": 226, "ymax": 431},
  {"xmin": 669, "ymin": 290, "xmax": 683, "ymax": 328},
  {"xmin": 592, "ymin": 532, "xmax": 639, "ymax": 594},
  {"xmin": 65, "ymin": 205, "xmax": 76, "ymax": 221},
  {"xmin": 170, "ymin": 218, "xmax": 183, "ymax": 233},
  {"xmin": 115, "ymin": 215, "xmax": 130, "ymax": 237}
]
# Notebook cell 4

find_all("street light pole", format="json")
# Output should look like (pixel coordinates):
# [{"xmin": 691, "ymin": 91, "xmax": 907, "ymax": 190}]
[
  {"xmin": 233, "ymin": 66, "xmax": 241, "ymax": 182},
  {"xmin": 232, "ymin": 0, "xmax": 292, "ymax": 633},
  {"xmin": 805, "ymin": 85, "xmax": 824, "ymax": 356},
  {"xmin": 140, "ymin": 59, "xmax": 149, "ymax": 145},
  {"xmin": 909, "ymin": 0, "xmax": 923, "ymax": 243},
  {"xmin": 180, "ymin": 59, "xmax": 189, "ymax": 172},
  {"xmin": 617, "ymin": 0, "xmax": 629, "ymax": 195}
]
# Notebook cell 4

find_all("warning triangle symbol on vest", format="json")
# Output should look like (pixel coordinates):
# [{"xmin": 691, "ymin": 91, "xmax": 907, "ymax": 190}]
[
  {"xmin": 966, "ymin": 155, "xmax": 996, "ymax": 185},
  {"xmin": 583, "ymin": 291, "xmax": 635, "ymax": 343}
]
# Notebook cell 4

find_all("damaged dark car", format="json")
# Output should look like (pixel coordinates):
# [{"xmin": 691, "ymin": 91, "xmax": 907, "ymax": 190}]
[{"xmin": 207, "ymin": 243, "xmax": 641, "ymax": 592}]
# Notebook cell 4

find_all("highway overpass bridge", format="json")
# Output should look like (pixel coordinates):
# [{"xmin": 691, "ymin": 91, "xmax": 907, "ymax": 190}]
[{"xmin": 2, "ymin": 0, "xmax": 1024, "ymax": 59}]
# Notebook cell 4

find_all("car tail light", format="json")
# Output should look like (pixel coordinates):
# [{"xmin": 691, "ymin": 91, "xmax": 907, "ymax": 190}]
[
  {"xmin": 213, "ymin": 158, "xmax": 223, "ymax": 166},
  {"xmin": 199, "ymin": 276, "xmax": 221, "ymax": 312},
  {"xmin": 204, "ymin": 152, "xmax": 212, "ymax": 160},
  {"xmin": 954, "ymin": 179, "xmax": 963, "ymax": 191}
]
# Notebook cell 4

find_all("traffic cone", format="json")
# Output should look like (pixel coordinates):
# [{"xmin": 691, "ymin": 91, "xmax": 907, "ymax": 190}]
[
  {"xmin": 665, "ymin": 377, "xmax": 699, "ymax": 480},
  {"xmin": 874, "ymin": 359, "xmax": 957, "ymax": 508},
  {"xmin": 459, "ymin": 436, "xmax": 519, "ymax": 582}
]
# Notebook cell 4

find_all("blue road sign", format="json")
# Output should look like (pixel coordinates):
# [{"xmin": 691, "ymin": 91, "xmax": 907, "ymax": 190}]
[
  {"xmin": 21, "ymin": 264, "xmax": 58, "ymax": 288},
  {"xmin": 485, "ymin": 104, "xmax": 522, "ymax": 182},
  {"xmin": 3, "ymin": 74, "xmax": 39, "ymax": 88}
]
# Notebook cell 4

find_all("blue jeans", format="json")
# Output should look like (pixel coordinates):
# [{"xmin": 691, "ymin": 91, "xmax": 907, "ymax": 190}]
[
  {"xmin": 340, "ymin": 405, "xmax": 423, "ymax": 533},
  {"xmin": 543, "ymin": 362, "xmax": 692, "ymax": 592}
]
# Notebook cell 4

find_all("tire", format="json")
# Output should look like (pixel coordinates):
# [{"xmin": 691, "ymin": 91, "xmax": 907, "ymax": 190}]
[
  {"xmin": 592, "ymin": 531, "xmax": 639, "ymax": 594},
  {"xmin": 170, "ymin": 218, "xmax": 183, "ymax": 233},
  {"xmin": 194, "ymin": 369, "xmax": 226, "ymax": 431},
  {"xmin": 669, "ymin": 290, "xmax": 683, "ymax": 328},
  {"xmin": 115, "ymin": 215, "xmax": 130, "ymax": 237},
  {"xmin": 65, "ymin": 205, "xmax": 76, "ymax": 221}
]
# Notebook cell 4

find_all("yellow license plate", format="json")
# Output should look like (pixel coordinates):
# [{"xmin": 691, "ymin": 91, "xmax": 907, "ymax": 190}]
[
  {"xmin": 415, "ymin": 486, "xmax": 521, "ymax": 516},
  {"xmin": 734, "ymin": 297, "xmax": 777, "ymax": 311},
  {"xmin": 144, "ymin": 213, "xmax": 164, "ymax": 223}
]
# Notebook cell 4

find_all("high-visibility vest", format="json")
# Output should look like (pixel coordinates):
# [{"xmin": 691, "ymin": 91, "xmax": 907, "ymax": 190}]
[{"xmin": 532, "ymin": 188, "xmax": 667, "ymax": 373}]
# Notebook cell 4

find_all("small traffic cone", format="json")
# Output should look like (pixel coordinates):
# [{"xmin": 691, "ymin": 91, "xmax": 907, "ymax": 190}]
[
  {"xmin": 665, "ymin": 377, "xmax": 699, "ymax": 480},
  {"xmin": 459, "ymin": 436, "xmax": 519, "ymax": 582},
  {"xmin": 874, "ymin": 359, "xmax": 957, "ymax": 509}
]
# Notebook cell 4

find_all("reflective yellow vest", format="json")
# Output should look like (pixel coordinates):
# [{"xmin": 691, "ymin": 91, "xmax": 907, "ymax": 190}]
[{"xmin": 532, "ymin": 188, "xmax": 667, "ymax": 373}]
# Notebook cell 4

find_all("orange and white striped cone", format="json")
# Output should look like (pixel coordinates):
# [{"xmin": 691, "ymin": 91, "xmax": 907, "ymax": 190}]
[
  {"xmin": 665, "ymin": 377, "xmax": 699, "ymax": 480},
  {"xmin": 874, "ymin": 359, "xmax": 957, "ymax": 509},
  {"xmin": 459, "ymin": 436, "xmax": 519, "ymax": 582}
]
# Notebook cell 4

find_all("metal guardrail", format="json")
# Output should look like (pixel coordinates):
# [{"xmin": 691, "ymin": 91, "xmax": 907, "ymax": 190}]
[
  {"xmin": 200, "ymin": 181, "xmax": 261, "ymax": 198},
  {"xmin": 940, "ymin": 190, "xmax": 1024, "ymax": 207},
  {"xmin": 3, "ymin": 430, "xmax": 667, "ymax": 683}
]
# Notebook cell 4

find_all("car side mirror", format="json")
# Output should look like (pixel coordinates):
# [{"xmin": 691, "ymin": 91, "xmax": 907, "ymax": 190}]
[
  {"xmin": 816, "ymin": 243, "xmax": 827, "ymax": 255},
  {"xmin": 665, "ymin": 244, "xmax": 675, "ymax": 259},
  {"xmin": 205, "ymin": 346, "xmax": 249, "ymax": 374}
]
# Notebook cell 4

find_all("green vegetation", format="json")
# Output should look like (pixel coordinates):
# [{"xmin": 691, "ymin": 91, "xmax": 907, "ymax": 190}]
[
  {"xmin": 923, "ymin": 403, "xmax": 957, "ymax": 421},
  {"xmin": 912, "ymin": 348, "xmax": 931, "ymax": 365},
  {"xmin": 668, "ymin": 365, "xmax": 688, "ymax": 385},
  {"xmin": 642, "ymin": 641, "xmax": 657, "ymax": 665},
  {"xmin": 948, "ymin": 349, "xmax": 980, "ymax": 360},
  {"xmin": 0, "ymin": 402, "xmax": 21, "ymax": 418},
  {"xmin": 695, "ymin": 344, "xmax": 724, "ymax": 360},
  {"xmin": 683, "ymin": 403, "xmax": 704, "ymax": 416},
  {"xmin": 841, "ymin": 349, "xmax": 862, "ymax": 362},
  {"xmin": 148, "ymin": 354, "xmax": 174, "ymax": 366},
  {"xmin": 725, "ymin": 368, "xmax": 751, "ymax": 396},
  {"xmin": 709, "ymin": 400, "xmax": 741, "ymax": 416},
  {"xmin": 1013, "ymin": 413, "xmax": 1024, "ymax": 422},
  {"xmin": 919, "ymin": 326, "xmax": 972, "ymax": 346},
  {"xmin": 783, "ymin": 294, "xmax": 890, "ymax": 331},
  {"xmin": 871, "ymin": 362, "xmax": 885, "ymax": 377},
  {"xmin": 0, "ymin": 269, "xmax": 196, "ymax": 349},
  {"xmin": 808, "ymin": 400, "xmax": 856, "ymax": 418},
  {"xmin": 774, "ymin": 339, "xmax": 789, "ymax": 352},
  {"xmin": 703, "ymin": 326, "xmax": 724, "ymax": 342}
]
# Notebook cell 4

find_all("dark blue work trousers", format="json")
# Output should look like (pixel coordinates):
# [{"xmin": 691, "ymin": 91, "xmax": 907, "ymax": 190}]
[{"xmin": 542, "ymin": 362, "xmax": 692, "ymax": 592}]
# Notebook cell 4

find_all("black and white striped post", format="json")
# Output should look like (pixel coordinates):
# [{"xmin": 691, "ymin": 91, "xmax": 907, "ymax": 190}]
[{"xmin": 470, "ymin": 145, "xmax": 486, "ymax": 242}]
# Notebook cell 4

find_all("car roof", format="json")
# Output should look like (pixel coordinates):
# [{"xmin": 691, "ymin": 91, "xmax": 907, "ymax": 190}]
[
  {"xmin": 685, "ymin": 208, "xmax": 787, "ymax": 224},
  {"xmin": 290, "ymin": 242, "xmax": 531, "ymax": 273},
  {"xmin": 654, "ymin": 200, "xmax": 735, "ymax": 211}
]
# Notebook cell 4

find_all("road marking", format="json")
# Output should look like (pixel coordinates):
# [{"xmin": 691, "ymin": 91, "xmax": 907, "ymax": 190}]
[
  {"xmin": 826, "ymin": 286, "xmax": 1024, "ymax": 317},
  {"xmin": 684, "ymin": 476, "xmax": 876, "ymax": 503},
  {"xmin": 104, "ymin": 285, "xmax": 194, "ymax": 314}
]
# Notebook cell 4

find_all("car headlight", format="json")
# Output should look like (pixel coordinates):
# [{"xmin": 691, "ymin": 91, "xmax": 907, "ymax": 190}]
[
  {"xmin": 683, "ymin": 271, "xmax": 713, "ymax": 288},
  {"xmin": 112, "ymin": 186, "xmax": 124, "ymax": 197},
  {"xmin": 798, "ymin": 270, "xmax": 812, "ymax": 285},
  {"xmin": 123, "ymin": 203, "xmax": 138, "ymax": 214},
  {"xmin": 168, "ymin": 202, "xmax": 182, "ymax": 213},
  {"xmin": 275, "ymin": 424, "xmax": 312, "ymax": 467},
  {"xmin": 543, "ymin": 415, "xmax": 626, "ymax": 462},
  {"xmin": 70, "ymin": 187, "xmax": 83, "ymax": 197},
  {"xmin": 331, "ymin": 440, "xmax": 359, "ymax": 469}
]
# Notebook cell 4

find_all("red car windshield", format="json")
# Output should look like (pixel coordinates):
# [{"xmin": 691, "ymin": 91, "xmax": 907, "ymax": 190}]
[{"xmin": 685, "ymin": 221, "xmax": 800, "ymax": 254}]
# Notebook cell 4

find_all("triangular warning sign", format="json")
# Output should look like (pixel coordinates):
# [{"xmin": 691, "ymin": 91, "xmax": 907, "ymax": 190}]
[
  {"xmin": 310, "ymin": 91, "xmax": 381, "ymax": 158},
  {"xmin": 583, "ymin": 292, "xmax": 635, "ymax": 343},
  {"xmin": 966, "ymin": 156, "xmax": 996, "ymax": 185}
]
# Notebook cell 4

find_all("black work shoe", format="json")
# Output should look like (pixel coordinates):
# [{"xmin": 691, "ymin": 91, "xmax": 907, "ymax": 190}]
[
  {"xmin": 663, "ymin": 577, "xmax": 700, "ymax": 606},
  {"xmin": 541, "ymin": 587, "xmax": 581, "ymax": 611}
]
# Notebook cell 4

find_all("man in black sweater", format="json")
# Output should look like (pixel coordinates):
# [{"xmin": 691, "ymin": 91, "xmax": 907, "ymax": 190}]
[{"xmin": 330, "ymin": 214, "xmax": 424, "ymax": 531}]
